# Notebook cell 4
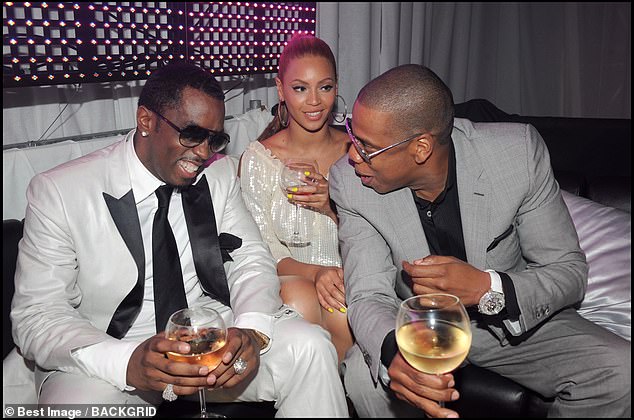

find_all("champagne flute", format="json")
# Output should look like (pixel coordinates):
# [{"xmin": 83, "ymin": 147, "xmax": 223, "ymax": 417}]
[
  {"xmin": 165, "ymin": 307, "xmax": 228, "ymax": 418},
  {"xmin": 278, "ymin": 158, "xmax": 319, "ymax": 247},
  {"xmin": 396, "ymin": 294, "xmax": 472, "ymax": 408}
]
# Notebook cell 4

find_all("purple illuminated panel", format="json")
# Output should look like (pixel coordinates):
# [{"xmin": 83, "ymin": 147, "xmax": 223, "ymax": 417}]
[{"xmin": 3, "ymin": 2, "xmax": 316, "ymax": 87}]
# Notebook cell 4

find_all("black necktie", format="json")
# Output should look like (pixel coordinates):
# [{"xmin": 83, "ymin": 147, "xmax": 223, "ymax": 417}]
[{"xmin": 153, "ymin": 185, "xmax": 188, "ymax": 333}]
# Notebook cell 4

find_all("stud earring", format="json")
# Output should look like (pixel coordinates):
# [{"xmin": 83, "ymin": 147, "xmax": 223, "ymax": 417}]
[{"xmin": 141, "ymin": 131, "xmax": 148, "ymax": 137}]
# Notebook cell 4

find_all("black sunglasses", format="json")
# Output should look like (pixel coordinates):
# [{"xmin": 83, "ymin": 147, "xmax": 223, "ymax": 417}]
[{"xmin": 148, "ymin": 108, "xmax": 230, "ymax": 153}]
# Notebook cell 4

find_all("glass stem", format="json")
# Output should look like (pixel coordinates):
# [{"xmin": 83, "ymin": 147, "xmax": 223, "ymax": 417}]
[
  {"xmin": 293, "ymin": 203, "xmax": 300, "ymax": 236},
  {"xmin": 199, "ymin": 388, "xmax": 208, "ymax": 418}
]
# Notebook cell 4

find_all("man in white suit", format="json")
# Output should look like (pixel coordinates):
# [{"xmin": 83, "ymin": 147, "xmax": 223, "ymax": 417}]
[
  {"xmin": 329, "ymin": 64, "xmax": 630, "ymax": 418},
  {"xmin": 11, "ymin": 62, "xmax": 348, "ymax": 417}
]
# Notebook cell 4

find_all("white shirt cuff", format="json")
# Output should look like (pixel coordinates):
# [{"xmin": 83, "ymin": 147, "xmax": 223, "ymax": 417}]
[
  {"xmin": 485, "ymin": 269, "xmax": 503, "ymax": 293},
  {"xmin": 233, "ymin": 312, "xmax": 273, "ymax": 354},
  {"xmin": 378, "ymin": 362, "xmax": 391, "ymax": 387},
  {"xmin": 487, "ymin": 269, "xmax": 522, "ymax": 334},
  {"xmin": 71, "ymin": 338, "xmax": 142, "ymax": 391}
]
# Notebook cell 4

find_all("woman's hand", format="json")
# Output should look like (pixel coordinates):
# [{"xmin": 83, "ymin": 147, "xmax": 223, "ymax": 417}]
[
  {"xmin": 286, "ymin": 171, "xmax": 337, "ymax": 222},
  {"xmin": 314, "ymin": 266, "xmax": 346, "ymax": 313}
]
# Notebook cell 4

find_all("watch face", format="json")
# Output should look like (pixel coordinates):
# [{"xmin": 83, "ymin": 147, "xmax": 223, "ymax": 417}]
[{"xmin": 479, "ymin": 291, "xmax": 505, "ymax": 315}]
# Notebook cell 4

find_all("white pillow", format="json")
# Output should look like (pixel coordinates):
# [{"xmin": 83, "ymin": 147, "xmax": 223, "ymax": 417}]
[{"xmin": 561, "ymin": 190, "xmax": 631, "ymax": 341}]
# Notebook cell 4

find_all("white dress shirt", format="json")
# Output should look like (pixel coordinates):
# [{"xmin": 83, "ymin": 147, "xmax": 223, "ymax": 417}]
[{"xmin": 72, "ymin": 137, "xmax": 231, "ymax": 391}]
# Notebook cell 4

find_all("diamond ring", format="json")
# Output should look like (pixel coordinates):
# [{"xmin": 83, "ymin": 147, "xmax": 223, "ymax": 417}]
[
  {"xmin": 162, "ymin": 383, "xmax": 178, "ymax": 402},
  {"xmin": 233, "ymin": 357, "xmax": 248, "ymax": 375}
]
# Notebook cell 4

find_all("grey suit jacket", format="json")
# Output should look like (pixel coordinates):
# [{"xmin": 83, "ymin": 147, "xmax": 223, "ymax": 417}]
[{"xmin": 329, "ymin": 118, "xmax": 587, "ymax": 380}]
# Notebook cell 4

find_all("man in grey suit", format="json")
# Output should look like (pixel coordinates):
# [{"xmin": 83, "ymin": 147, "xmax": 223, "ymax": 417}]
[{"xmin": 329, "ymin": 64, "xmax": 630, "ymax": 418}]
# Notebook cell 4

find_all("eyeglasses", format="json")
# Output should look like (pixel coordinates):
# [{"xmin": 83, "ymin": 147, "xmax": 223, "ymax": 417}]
[
  {"xmin": 148, "ymin": 108, "xmax": 230, "ymax": 153},
  {"xmin": 345, "ymin": 117, "xmax": 424, "ymax": 164}
]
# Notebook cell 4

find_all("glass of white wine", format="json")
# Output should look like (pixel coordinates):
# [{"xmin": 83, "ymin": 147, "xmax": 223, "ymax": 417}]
[
  {"xmin": 165, "ymin": 307, "xmax": 228, "ymax": 418},
  {"xmin": 396, "ymin": 293, "xmax": 472, "ymax": 407},
  {"xmin": 278, "ymin": 158, "xmax": 319, "ymax": 247}
]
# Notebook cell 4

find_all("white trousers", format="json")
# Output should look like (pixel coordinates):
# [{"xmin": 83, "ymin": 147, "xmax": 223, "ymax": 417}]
[{"xmin": 39, "ymin": 309, "xmax": 349, "ymax": 418}]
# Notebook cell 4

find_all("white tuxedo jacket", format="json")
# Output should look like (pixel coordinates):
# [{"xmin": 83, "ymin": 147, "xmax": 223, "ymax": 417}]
[{"xmin": 11, "ymin": 131, "xmax": 282, "ymax": 378}]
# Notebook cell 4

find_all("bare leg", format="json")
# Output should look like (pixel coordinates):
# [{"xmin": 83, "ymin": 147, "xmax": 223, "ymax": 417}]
[
  {"xmin": 280, "ymin": 275, "xmax": 322, "ymax": 324},
  {"xmin": 279, "ymin": 275, "xmax": 354, "ymax": 363},
  {"xmin": 321, "ymin": 305, "xmax": 354, "ymax": 363}
]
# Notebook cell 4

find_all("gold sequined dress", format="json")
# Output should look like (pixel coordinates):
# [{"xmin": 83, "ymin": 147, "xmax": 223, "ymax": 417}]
[{"xmin": 239, "ymin": 141, "xmax": 342, "ymax": 267}]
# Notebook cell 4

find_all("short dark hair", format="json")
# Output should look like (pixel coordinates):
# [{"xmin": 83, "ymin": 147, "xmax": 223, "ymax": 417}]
[
  {"xmin": 357, "ymin": 64, "xmax": 454, "ymax": 144},
  {"xmin": 138, "ymin": 61, "xmax": 225, "ymax": 114}
]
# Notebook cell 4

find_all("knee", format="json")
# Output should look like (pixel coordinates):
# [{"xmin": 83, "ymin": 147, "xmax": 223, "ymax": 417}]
[
  {"xmin": 279, "ymin": 317, "xmax": 337, "ymax": 363},
  {"xmin": 323, "ymin": 309, "xmax": 354, "ymax": 360},
  {"xmin": 322, "ymin": 308, "xmax": 351, "ymax": 338},
  {"xmin": 279, "ymin": 276, "xmax": 322, "ymax": 324},
  {"xmin": 573, "ymin": 337, "xmax": 631, "ymax": 408},
  {"xmin": 39, "ymin": 372, "xmax": 119, "ymax": 405},
  {"xmin": 601, "ymin": 340, "xmax": 631, "ymax": 394},
  {"xmin": 39, "ymin": 371, "xmax": 161, "ymax": 405},
  {"xmin": 586, "ymin": 345, "xmax": 631, "ymax": 417}
]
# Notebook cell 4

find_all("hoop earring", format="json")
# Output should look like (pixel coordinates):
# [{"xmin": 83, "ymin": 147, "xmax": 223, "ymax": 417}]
[
  {"xmin": 277, "ymin": 101, "xmax": 289, "ymax": 128},
  {"xmin": 331, "ymin": 95, "xmax": 348, "ymax": 124}
]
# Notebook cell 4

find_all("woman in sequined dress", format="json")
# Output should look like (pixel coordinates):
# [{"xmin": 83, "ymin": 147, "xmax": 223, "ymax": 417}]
[{"xmin": 239, "ymin": 33, "xmax": 353, "ymax": 363}]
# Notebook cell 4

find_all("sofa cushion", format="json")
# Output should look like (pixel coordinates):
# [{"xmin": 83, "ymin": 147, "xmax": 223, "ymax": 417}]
[{"xmin": 561, "ymin": 190, "xmax": 631, "ymax": 341}]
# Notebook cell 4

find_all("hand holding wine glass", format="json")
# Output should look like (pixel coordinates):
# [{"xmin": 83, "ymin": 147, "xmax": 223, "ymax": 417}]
[
  {"xmin": 279, "ymin": 158, "xmax": 319, "ymax": 247},
  {"xmin": 395, "ymin": 294, "xmax": 472, "ymax": 409},
  {"xmin": 165, "ymin": 307, "xmax": 228, "ymax": 418}
]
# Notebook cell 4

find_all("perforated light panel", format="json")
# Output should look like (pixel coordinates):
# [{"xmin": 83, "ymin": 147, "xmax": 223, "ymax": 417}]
[{"xmin": 3, "ymin": 2, "xmax": 316, "ymax": 87}]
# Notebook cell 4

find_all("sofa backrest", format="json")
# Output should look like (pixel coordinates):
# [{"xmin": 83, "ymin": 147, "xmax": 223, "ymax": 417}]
[
  {"xmin": 3, "ymin": 219, "xmax": 23, "ymax": 358},
  {"xmin": 455, "ymin": 99, "xmax": 631, "ymax": 212}
]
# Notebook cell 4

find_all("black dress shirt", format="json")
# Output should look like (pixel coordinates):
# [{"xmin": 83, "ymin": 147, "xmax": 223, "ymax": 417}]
[{"xmin": 381, "ymin": 140, "xmax": 520, "ymax": 368}]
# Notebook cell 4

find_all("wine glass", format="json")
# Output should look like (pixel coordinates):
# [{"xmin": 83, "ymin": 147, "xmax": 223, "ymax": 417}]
[
  {"xmin": 278, "ymin": 158, "xmax": 319, "ymax": 247},
  {"xmin": 165, "ymin": 307, "xmax": 228, "ymax": 418},
  {"xmin": 396, "ymin": 294, "xmax": 472, "ymax": 408}
]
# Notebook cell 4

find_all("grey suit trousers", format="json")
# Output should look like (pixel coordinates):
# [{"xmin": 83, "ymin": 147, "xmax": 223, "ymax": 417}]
[{"xmin": 343, "ymin": 308, "xmax": 631, "ymax": 418}]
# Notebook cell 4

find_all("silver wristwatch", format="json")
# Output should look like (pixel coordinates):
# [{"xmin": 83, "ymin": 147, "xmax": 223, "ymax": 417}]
[{"xmin": 478, "ymin": 289, "xmax": 505, "ymax": 315}]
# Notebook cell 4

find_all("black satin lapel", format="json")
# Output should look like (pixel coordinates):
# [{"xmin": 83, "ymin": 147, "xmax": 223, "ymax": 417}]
[
  {"xmin": 103, "ymin": 190, "xmax": 146, "ymax": 339},
  {"xmin": 182, "ymin": 175, "xmax": 231, "ymax": 307}
]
